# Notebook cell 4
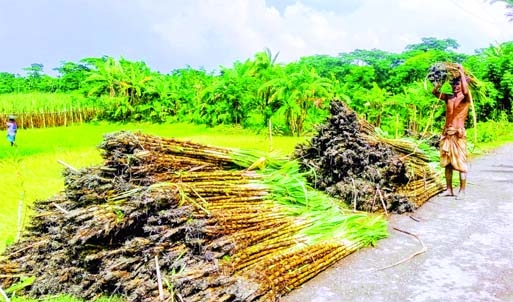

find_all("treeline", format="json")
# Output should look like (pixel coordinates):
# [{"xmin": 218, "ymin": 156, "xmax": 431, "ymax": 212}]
[{"xmin": 1, "ymin": 37, "xmax": 512, "ymax": 136}]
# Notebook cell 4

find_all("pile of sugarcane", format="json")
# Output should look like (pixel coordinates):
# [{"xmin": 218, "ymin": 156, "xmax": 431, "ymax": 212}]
[
  {"xmin": 0, "ymin": 131, "xmax": 387, "ymax": 301},
  {"xmin": 293, "ymin": 100, "xmax": 445, "ymax": 213}
]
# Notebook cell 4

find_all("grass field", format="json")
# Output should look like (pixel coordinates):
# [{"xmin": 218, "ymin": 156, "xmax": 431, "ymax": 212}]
[{"xmin": 0, "ymin": 122, "xmax": 306, "ymax": 253}]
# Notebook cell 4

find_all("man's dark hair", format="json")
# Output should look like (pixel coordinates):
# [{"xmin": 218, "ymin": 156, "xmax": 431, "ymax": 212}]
[{"xmin": 450, "ymin": 77, "xmax": 461, "ymax": 87}]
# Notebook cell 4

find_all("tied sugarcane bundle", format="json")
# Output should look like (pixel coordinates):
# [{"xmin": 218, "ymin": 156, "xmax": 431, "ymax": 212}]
[
  {"xmin": 0, "ymin": 131, "xmax": 388, "ymax": 302},
  {"xmin": 426, "ymin": 62, "xmax": 450, "ymax": 87},
  {"xmin": 425, "ymin": 61, "xmax": 480, "ymax": 89},
  {"xmin": 294, "ymin": 100, "xmax": 444, "ymax": 214}
]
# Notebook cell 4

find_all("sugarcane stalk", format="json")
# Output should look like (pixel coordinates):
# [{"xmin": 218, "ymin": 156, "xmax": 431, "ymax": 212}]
[
  {"xmin": 232, "ymin": 233, "xmax": 310, "ymax": 269},
  {"xmin": 281, "ymin": 246, "xmax": 354, "ymax": 294},
  {"xmin": 468, "ymin": 89, "xmax": 478, "ymax": 148},
  {"xmin": 233, "ymin": 241, "xmax": 299, "ymax": 271},
  {"xmin": 206, "ymin": 223, "xmax": 293, "ymax": 251},
  {"xmin": 200, "ymin": 195, "xmax": 268, "ymax": 204}
]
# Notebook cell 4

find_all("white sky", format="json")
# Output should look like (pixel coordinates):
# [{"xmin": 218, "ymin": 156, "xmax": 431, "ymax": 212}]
[{"xmin": 0, "ymin": 0, "xmax": 512, "ymax": 75}]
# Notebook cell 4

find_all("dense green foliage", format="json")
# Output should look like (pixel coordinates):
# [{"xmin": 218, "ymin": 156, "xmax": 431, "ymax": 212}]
[{"xmin": 1, "ymin": 38, "xmax": 513, "ymax": 136}]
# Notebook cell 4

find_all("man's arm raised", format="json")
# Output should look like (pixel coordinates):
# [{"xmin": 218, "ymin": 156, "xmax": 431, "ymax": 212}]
[{"xmin": 458, "ymin": 65, "xmax": 469, "ymax": 95}]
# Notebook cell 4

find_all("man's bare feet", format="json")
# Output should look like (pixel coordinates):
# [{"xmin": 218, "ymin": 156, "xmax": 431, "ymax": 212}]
[
  {"xmin": 439, "ymin": 190, "xmax": 455, "ymax": 197},
  {"xmin": 456, "ymin": 191, "xmax": 466, "ymax": 200}
]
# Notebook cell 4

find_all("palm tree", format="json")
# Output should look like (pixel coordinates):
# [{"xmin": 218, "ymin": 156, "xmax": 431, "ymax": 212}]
[{"xmin": 251, "ymin": 49, "xmax": 281, "ymax": 127}]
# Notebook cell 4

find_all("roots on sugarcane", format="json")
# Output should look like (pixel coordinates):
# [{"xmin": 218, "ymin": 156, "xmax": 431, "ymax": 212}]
[
  {"xmin": 426, "ymin": 61, "xmax": 479, "ymax": 87},
  {"xmin": 293, "ymin": 100, "xmax": 444, "ymax": 213}
]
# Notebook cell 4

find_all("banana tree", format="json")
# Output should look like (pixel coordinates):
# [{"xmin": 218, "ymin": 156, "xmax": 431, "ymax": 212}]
[
  {"xmin": 83, "ymin": 57, "xmax": 156, "ymax": 121},
  {"xmin": 249, "ymin": 49, "xmax": 283, "ymax": 137},
  {"xmin": 83, "ymin": 56, "xmax": 124, "ymax": 98},
  {"xmin": 117, "ymin": 59, "xmax": 152, "ymax": 107},
  {"xmin": 135, "ymin": 74, "xmax": 175, "ymax": 122}
]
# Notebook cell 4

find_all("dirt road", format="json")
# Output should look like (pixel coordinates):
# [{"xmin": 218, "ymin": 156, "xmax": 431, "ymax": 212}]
[{"xmin": 283, "ymin": 143, "xmax": 513, "ymax": 302}]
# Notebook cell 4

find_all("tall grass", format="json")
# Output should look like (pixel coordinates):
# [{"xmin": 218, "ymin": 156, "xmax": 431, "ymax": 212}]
[
  {"xmin": 466, "ymin": 117, "xmax": 513, "ymax": 156},
  {"xmin": 0, "ymin": 92, "xmax": 96, "ymax": 113},
  {"xmin": 0, "ymin": 92, "xmax": 99, "ymax": 128}
]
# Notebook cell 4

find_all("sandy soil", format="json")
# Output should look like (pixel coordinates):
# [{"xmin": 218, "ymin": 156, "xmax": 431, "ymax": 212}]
[{"xmin": 282, "ymin": 143, "xmax": 513, "ymax": 302}]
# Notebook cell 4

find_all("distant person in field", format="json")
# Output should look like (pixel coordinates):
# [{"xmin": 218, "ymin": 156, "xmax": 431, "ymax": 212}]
[
  {"xmin": 432, "ymin": 64, "xmax": 470, "ymax": 200},
  {"xmin": 6, "ymin": 116, "xmax": 17, "ymax": 147}
]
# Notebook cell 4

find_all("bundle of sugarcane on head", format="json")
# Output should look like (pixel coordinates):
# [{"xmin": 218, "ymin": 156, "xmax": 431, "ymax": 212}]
[
  {"xmin": 426, "ymin": 62, "xmax": 480, "ymax": 201},
  {"xmin": 426, "ymin": 62, "xmax": 478, "ymax": 88}
]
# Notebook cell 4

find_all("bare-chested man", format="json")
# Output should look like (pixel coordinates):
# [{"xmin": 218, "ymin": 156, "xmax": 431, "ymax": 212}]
[{"xmin": 432, "ymin": 64, "xmax": 471, "ymax": 200}]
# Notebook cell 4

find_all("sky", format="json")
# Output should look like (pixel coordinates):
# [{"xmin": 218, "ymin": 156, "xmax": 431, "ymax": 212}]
[{"xmin": 1, "ymin": 0, "xmax": 512, "ymax": 75}]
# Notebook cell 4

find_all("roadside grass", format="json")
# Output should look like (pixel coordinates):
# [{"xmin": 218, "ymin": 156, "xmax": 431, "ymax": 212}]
[{"xmin": 467, "ymin": 120, "xmax": 513, "ymax": 157}]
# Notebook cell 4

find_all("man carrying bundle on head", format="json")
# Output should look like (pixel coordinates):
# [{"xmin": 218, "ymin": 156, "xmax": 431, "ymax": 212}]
[{"xmin": 432, "ymin": 64, "xmax": 470, "ymax": 200}]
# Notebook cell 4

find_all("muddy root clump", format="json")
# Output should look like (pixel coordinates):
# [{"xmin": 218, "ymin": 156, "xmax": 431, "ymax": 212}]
[{"xmin": 293, "ymin": 100, "xmax": 444, "ymax": 213}]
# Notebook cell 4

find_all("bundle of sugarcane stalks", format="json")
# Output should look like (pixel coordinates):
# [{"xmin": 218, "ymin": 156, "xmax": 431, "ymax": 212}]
[
  {"xmin": 0, "ymin": 131, "xmax": 388, "ymax": 301},
  {"xmin": 294, "ymin": 100, "xmax": 445, "ymax": 213},
  {"xmin": 425, "ymin": 62, "xmax": 480, "ymax": 89}
]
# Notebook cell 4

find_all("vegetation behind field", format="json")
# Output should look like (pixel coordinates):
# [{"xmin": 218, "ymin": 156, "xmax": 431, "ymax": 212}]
[{"xmin": 1, "ymin": 38, "xmax": 513, "ymax": 139}]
